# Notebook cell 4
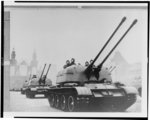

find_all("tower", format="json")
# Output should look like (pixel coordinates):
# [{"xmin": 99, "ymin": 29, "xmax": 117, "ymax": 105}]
[
  {"xmin": 10, "ymin": 48, "xmax": 18, "ymax": 76},
  {"xmin": 30, "ymin": 51, "xmax": 38, "ymax": 74},
  {"xmin": 10, "ymin": 48, "xmax": 17, "ymax": 66}
]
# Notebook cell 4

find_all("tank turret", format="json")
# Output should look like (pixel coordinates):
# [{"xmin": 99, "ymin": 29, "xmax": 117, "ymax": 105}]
[
  {"xmin": 25, "ymin": 64, "xmax": 52, "ymax": 98},
  {"xmin": 56, "ymin": 65, "xmax": 86, "ymax": 84}
]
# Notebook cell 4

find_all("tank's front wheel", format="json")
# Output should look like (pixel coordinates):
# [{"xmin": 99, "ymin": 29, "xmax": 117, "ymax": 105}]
[
  {"xmin": 30, "ymin": 94, "xmax": 35, "ymax": 98},
  {"xmin": 26, "ymin": 90, "xmax": 29, "ymax": 98},
  {"xmin": 68, "ymin": 95, "xmax": 77, "ymax": 112},
  {"xmin": 26, "ymin": 93, "xmax": 28, "ymax": 98},
  {"xmin": 21, "ymin": 89, "xmax": 23, "ymax": 94}
]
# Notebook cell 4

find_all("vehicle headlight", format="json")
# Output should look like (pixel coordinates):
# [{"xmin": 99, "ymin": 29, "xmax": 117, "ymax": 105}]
[
  {"xmin": 44, "ymin": 86, "xmax": 49, "ymax": 89},
  {"xmin": 31, "ymin": 88, "xmax": 37, "ymax": 91}
]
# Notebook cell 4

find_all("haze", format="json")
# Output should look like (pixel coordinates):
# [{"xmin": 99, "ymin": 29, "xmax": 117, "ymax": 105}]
[{"xmin": 10, "ymin": 7, "xmax": 147, "ymax": 70}]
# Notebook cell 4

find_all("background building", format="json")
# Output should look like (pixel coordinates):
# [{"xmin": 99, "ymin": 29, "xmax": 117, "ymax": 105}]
[
  {"xmin": 29, "ymin": 51, "xmax": 38, "ymax": 75},
  {"xmin": 9, "ymin": 50, "xmax": 39, "ymax": 90}
]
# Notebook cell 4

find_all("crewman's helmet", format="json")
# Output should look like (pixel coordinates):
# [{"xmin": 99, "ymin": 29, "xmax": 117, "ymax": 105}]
[
  {"xmin": 71, "ymin": 58, "xmax": 75, "ymax": 63},
  {"xmin": 90, "ymin": 59, "xmax": 93, "ymax": 64},
  {"xmin": 66, "ymin": 60, "xmax": 70, "ymax": 64},
  {"xmin": 85, "ymin": 61, "xmax": 89, "ymax": 66}
]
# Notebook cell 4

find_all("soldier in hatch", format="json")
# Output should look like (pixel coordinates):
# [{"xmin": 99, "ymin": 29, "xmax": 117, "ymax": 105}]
[
  {"xmin": 85, "ymin": 61, "xmax": 89, "ymax": 67},
  {"xmin": 70, "ymin": 58, "xmax": 76, "ymax": 66},
  {"xmin": 93, "ymin": 67, "xmax": 100, "ymax": 80},
  {"xmin": 85, "ymin": 60, "xmax": 99, "ymax": 81},
  {"xmin": 90, "ymin": 59, "xmax": 96, "ymax": 68},
  {"xmin": 41, "ymin": 75, "xmax": 46, "ymax": 85},
  {"xmin": 63, "ymin": 60, "xmax": 70, "ymax": 69}
]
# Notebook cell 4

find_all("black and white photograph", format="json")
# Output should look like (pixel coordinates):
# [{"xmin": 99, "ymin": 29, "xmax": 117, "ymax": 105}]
[{"xmin": 2, "ymin": 1, "xmax": 148, "ymax": 118}]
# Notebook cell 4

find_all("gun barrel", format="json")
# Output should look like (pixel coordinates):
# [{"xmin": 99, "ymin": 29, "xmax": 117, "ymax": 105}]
[
  {"xmin": 40, "ymin": 64, "xmax": 46, "ymax": 79},
  {"xmin": 84, "ymin": 17, "xmax": 126, "ymax": 73},
  {"xmin": 97, "ymin": 19, "xmax": 138, "ymax": 69},
  {"xmin": 45, "ymin": 64, "xmax": 51, "ymax": 78},
  {"xmin": 29, "ymin": 74, "xmax": 32, "ymax": 80}
]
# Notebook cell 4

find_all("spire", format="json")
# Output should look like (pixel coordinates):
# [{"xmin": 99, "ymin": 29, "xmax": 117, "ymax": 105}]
[
  {"xmin": 30, "ymin": 50, "xmax": 38, "ymax": 68},
  {"xmin": 10, "ymin": 48, "xmax": 17, "ymax": 66}
]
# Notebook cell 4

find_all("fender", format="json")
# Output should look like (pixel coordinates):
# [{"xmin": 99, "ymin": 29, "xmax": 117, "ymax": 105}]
[
  {"xmin": 74, "ymin": 87, "xmax": 92, "ymax": 95},
  {"xmin": 121, "ymin": 86, "xmax": 138, "ymax": 94}
]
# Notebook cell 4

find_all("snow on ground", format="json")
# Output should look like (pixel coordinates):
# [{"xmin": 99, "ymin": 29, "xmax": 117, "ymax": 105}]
[{"xmin": 10, "ymin": 91, "xmax": 61, "ymax": 112}]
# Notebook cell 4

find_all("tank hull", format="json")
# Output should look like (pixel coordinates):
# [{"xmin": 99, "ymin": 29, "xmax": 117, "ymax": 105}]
[
  {"xmin": 47, "ymin": 85, "xmax": 137, "ymax": 112},
  {"xmin": 25, "ymin": 86, "xmax": 50, "ymax": 98}
]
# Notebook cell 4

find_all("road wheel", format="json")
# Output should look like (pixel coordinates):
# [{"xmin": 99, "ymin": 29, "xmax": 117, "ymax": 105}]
[
  {"xmin": 55, "ymin": 94, "xmax": 60, "ymax": 108},
  {"xmin": 30, "ymin": 94, "xmax": 35, "ymax": 98},
  {"xmin": 28, "ymin": 93, "xmax": 31, "ymax": 98},
  {"xmin": 26, "ymin": 93, "xmax": 28, "ymax": 98},
  {"xmin": 49, "ymin": 94, "xmax": 55, "ymax": 107},
  {"xmin": 60, "ymin": 95, "xmax": 67, "ymax": 111},
  {"xmin": 27, "ymin": 91, "xmax": 32, "ymax": 98},
  {"xmin": 26, "ymin": 91, "xmax": 29, "ymax": 98},
  {"xmin": 68, "ymin": 95, "xmax": 77, "ymax": 112}
]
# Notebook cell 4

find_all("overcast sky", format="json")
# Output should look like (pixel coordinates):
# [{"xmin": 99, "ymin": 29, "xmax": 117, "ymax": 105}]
[{"xmin": 9, "ymin": 5, "xmax": 147, "ymax": 70}]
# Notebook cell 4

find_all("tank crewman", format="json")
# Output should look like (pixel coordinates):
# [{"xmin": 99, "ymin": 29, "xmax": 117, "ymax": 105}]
[
  {"xmin": 87, "ymin": 67, "xmax": 100, "ymax": 81},
  {"xmin": 70, "ymin": 58, "xmax": 76, "ymax": 66},
  {"xmin": 86, "ymin": 60, "xmax": 99, "ymax": 80},
  {"xmin": 41, "ymin": 75, "xmax": 46, "ymax": 85},
  {"xmin": 39, "ymin": 77, "xmax": 42, "ymax": 85},
  {"xmin": 85, "ymin": 61, "xmax": 89, "ymax": 67},
  {"xmin": 85, "ymin": 60, "xmax": 95, "ymax": 79},
  {"xmin": 90, "ymin": 59, "xmax": 96, "ymax": 68},
  {"xmin": 63, "ymin": 60, "xmax": 70, "ymax": 69},
  {"xmin": 39, "ymin": 75, "xmax": 46, "ymax": 85},
  {"xmin": 93, "ymin": 67, "xmax": 100, "ymax": 80},
  {"xmin": 90, "ymin": 59, "xmax": 93, "ymax": 63}
]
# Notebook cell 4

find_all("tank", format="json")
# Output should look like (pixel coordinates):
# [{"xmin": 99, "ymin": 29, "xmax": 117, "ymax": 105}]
[
  {"xmin": 47, "ymin": 17, "xmax": 138, "ymax": 112},
  {"xmin": 25, "ymin": 64, "xmax": 52, "ymax": 98}
]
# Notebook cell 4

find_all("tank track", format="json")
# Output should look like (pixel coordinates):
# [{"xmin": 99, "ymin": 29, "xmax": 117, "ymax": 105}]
[
  {"xmin": 47, "ymin": 88, "xmax": 92, "ymax": 112},
  {"xmin": 47, "ymin": 88, "xmax": 137, "ymax": 112}
]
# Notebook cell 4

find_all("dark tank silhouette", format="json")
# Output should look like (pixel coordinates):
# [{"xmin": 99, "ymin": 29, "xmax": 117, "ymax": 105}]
[{"xmin": 25, "ymin": 64, "xmax": 52, "ymax": 98}]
